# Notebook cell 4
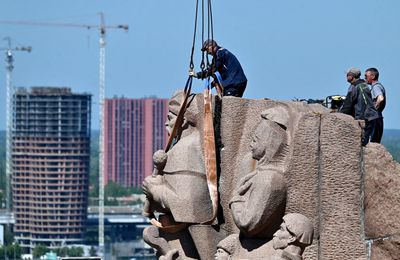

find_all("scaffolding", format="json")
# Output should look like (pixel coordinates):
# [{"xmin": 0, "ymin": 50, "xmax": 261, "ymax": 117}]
[{"xmin": 12, "ymin": 87, "xmax": 91, "ymax": 249}]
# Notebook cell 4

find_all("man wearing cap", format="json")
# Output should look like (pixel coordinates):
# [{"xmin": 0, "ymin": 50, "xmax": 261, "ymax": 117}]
[
  {"xmin": 339, "ymin": 67, "xmax": 380, "ymax": 146},
  {"xmin": 365, "ymin": 67, "xmax": 386, "ymax": 143},
  {"xmin": 272, "ymin": 213, "xmax": 314, "ymax": 260},
  {"xmin": 190, "ymin": 39, "xmax": 247, "ymax": 97}
]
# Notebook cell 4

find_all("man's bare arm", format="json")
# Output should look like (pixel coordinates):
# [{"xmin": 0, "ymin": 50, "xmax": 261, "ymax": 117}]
[{"xmin": 375, "ymin": 94, "xmax": 385, "ymax": 110}]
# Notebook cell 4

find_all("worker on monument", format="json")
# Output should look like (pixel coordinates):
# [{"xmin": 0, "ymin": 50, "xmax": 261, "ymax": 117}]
[
  {"xmin": 339, "ymin": 67, "xmax": 380, "ymax": 146},
  {"xmin": 190, "ymin": 39, "xmax": 247, "ymax": 97},
  {"xmin": 365, "ymin": 67, "xmax": 386, "ymax": 143}
]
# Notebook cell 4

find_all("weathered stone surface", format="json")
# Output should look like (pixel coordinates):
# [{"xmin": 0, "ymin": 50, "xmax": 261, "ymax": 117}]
[
  {"xmin": 219, "ymin": 98, "xmax": 320, "ymax": 236},
  {"xmin": 229, "ymin": 111, "xmax": 289, "ymax": 239},
  {"xmin": 285, "ymin": 113, "xmax": 320, "ymax": 236},
  {"xmin": 364, "ymin": 142, "xmax": 400, "ymax": 239},
  {"xmin": 319, "ymin": 113, "xmax": 367, "ymax": 259},
  {"xmin": 370, "ymin": 235, "xmax": 400, "ymax": 260},
  {"xmin": 188, "ymin": 225, "xmax": 226, "ymax": 260},
  {"xmin": 143, "ymin": 93, "xmax": 400, "ymax": 259},
  {"xmin": 303, "ymin": 241, "xmax": 318, "ymax": 260},
  {"xmin": 219, "ymin": 97, "xmax": 280, "ymax": 235}
]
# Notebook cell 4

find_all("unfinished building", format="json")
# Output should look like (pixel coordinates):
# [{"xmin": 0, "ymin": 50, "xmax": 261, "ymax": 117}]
[{"xmin": 11, "ymin": 87, "xmax": 91, "ymax": 249}]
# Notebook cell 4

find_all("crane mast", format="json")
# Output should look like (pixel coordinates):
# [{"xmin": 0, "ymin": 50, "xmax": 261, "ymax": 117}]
[
  {"xmin": 98, "ymin": 12, "xmax": 106, "ymax": 257},
  {"xmin": 0, "ymin": 15, "xmax": 128, "ymax": 257},
  {"xmin": 5, "ymin": 43, "xmax": 13, "ymax": 220},
  {"xmin": 1, "ymin": 37, "xmax": 31, "ymax": 221}
]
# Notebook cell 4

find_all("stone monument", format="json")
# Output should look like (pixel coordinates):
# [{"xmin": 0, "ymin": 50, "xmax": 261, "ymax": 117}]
[{"xmin": 142, "ymin": 91, "xmax": 400, "ymax": 260}]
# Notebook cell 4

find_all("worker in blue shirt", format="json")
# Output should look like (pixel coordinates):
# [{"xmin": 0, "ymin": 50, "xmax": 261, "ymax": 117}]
[{"xmin": 190, "ymin": 39, "xmax": 247, "ymax": 97}]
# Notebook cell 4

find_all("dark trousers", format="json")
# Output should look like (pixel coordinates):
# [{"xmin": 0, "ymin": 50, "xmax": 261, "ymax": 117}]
[
  {"xmin": 223, "ymin": 82, "xmax": 247, "ymax": 97},
  {"xmin": 363, "ymin": 118, "xmax": 383, "ymax": 146},
  {"xmin": 371, "ymin": 117, "xmax": 384, "ymax": 143}
]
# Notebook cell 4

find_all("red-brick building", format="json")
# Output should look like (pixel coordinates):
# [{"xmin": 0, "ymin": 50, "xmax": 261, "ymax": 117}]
[{"xmin": 104, "ymin": 98, "xmax": 168, "ymax": 187}]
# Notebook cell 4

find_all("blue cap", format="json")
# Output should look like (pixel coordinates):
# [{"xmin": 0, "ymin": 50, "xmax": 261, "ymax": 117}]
[{"xmin": 201, "ymin": 39, "xmax": 218, "ymax": 51}]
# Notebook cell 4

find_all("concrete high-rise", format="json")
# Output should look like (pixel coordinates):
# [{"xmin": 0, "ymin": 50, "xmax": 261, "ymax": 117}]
[
  {"xmin": 104, "ymin": 98, "xmax": 168, "ymax": 187},
  {"xmin": 12, "ymin": 87, "xmax": 91, "ymax": 249}
]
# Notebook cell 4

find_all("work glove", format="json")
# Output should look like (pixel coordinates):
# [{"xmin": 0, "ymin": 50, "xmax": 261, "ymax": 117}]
[
  {"xmin": 189, "ymin": 69, "xmax": 197, "ymax": 78},
  {"xmin": 196, "ymin": 70, "xmax": 208, "ymax": 79}
]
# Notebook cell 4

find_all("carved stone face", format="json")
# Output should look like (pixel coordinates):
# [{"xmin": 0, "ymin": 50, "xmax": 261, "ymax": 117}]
[
  {"xmin": 214, "ymin": 248, "xmax": 231, "ymax": 260},
  {"xmin": 165, "ymin": 94, "xmax": 181, "ymax": 136},
  {"xmin": 272, "ymin": 222, "xmax": 295, "ymax": 250},
  {"xmin": 165, "ymin": 110, "xmax": 177, "ymax": 136},
  {"xmin": 250, "ymin": 120, "xmax": 284, "ymax": 162},
  {"xmin": 250, "ymin": 122, "xmax": 269, "ymax": 161}
]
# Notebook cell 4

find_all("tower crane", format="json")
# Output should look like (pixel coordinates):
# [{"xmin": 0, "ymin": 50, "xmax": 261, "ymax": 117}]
[
  {"xmin": 0, "ymin": 13, "xmax": 128, "ymax": 256},
  {"xmin": 0, "ymin": 37, "xmax": 31, "ymax": 222}
]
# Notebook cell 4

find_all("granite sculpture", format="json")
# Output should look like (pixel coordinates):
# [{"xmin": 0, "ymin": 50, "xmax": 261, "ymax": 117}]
[
  {"xmin": 142, "ymin": 90, "xmax": 400, "ymax": 260},
  {"xmin": 230, "ymin": 108, "xmax": 289, "ymax": 239},
  {"xmin": 272, "ymin": 213, "xmax": 314, "ymax": 260},
  {"xmin": 142, "ymin": 91, "xmax": 214, "ymax": 259}
]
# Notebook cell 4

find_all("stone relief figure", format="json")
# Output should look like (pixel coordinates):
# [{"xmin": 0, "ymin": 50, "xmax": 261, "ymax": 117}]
[
  {"xmin": 272, "ymin": 213, "xmax": 314, "ymax": 260},
  {"xmin": 229, "ymin": 107, "xmax": 290, "ymax": 239},
  {"xmin": 214, "ymin": 234, "xmax": 238, "ymax": 260},
  {"xmin": 214, "ymin": 107, "xmax": 295, "ymax": 259},
  {"xmin": 215, "ymin": 213, "xmax": 314, "ymax": 260},
  {"xmin": 142, "ymin": 90, "xmax": 212, "ymax": 223},
  {"xmin": 142, "ymin": 91, "xmax": 213, "ymax": 259}
]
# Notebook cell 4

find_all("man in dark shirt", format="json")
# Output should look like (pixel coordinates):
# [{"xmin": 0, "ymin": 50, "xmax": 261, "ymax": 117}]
[
  {"xmin": 339, "ymin": 68, "xmax": 380, "ymax": 146},
  {"xmin": 191, "ymin": 39, "xmax": 247, "ymax": 97}
]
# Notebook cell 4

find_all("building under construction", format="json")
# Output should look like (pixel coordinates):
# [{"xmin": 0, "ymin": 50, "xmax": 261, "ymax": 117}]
[{"xmin": 11, "ymin": 87, "xmax": 91, "ymax": 249}]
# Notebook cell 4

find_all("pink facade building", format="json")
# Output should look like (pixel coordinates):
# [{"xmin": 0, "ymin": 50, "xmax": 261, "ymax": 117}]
[{"xmin": 104, "ymin": 98, "xmax": 169, "ymax": 187}]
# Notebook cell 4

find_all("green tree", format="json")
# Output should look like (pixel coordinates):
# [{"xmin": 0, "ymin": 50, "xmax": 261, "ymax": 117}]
[
  {"xmin": 55, "ymin": 247, "xmax": 68, "ymax": 257},
  {"xmin": 67, "ymin": 246, "xmax": 84, "ymax": 257},
  {"xmin": 0, "ymin": 246, "xmax": 5, "ymax": 260},
  {"xmin": 3, "ymin": 226, "xmax": 13, "ymax": 245},
  {"xmin": 129, "ymin": 186, "xmax": 143, "ymax": 195},
  {"xmin": 105, "ymin": 181, "xmax": 128, "ymax": 197},
  {"xmin": 6, "ymin": 244, "xmax": 21, "ymax": 260},
  {"xmin": 32, "ymin": 245, "xmax": 49, "ymax": 259},
  {"xmin": 90, "ymin": 130, "xmax": 99, "ymax": 186}
]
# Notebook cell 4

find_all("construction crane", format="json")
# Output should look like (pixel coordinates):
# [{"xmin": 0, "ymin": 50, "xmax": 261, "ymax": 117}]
[
  {"xmin": 0, "ymin": 14, "xmax": 128, "ymax": 256},
  {"xmin": 0, "ymin": 37, "xmax": 31, "ymax": 223}
]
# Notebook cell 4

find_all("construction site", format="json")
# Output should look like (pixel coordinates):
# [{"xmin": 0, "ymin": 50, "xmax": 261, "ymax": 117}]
[
  {"xmin": 0, "ymin": 1, "xmax": 400, "ymax": 260},
  {"xmin": 12, "ymin": 87, "xmax": 91, "ymax": 249}
]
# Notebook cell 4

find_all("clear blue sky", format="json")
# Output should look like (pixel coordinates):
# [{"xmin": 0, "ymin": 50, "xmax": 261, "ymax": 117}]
[{"xmin": 0, "ymin": 0, "xmax": 399, "ymax": 129}]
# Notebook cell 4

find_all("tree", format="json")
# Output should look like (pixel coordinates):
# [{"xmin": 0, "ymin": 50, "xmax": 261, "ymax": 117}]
[
  {"xmin": 67, "ymin": 246, "xmax": 84, "ymax": 257},
  {"xmin": 0, "ymin": 246, "xmax": 5, "ymax": 260},
  {"xmin": 55, "ymin": 247, "xmax": 68, "ymax": 257},
  {"xmin": 32, "ymin": 245, "xmax": 49, "ymax": 259},
  {"xmin": 3, "ymin": 226, "xmax": 13, "ymax": 245},
  {"xmin": 6, "ymin": 244, "xmax": 21, "ymax": 260}
]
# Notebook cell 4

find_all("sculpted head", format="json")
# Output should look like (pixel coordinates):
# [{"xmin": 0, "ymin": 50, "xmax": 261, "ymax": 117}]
[
  {"xmin": 214, "ymin": 248, "xmax": 231, "ymax": 260},
  {"xmin": 215, "ymin": 235, "xmax": 236, "ymax": 260},
  {"xmin": 250, "ymin": 107, "xmax": 289, "ymax": 161},
  {"xmin": 273, "ymin": 213, "xmax": 314, "ymax": 250},
  {"xmin": 165, "ymin": 90, "xmax": 199, "ymax": 136}
]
